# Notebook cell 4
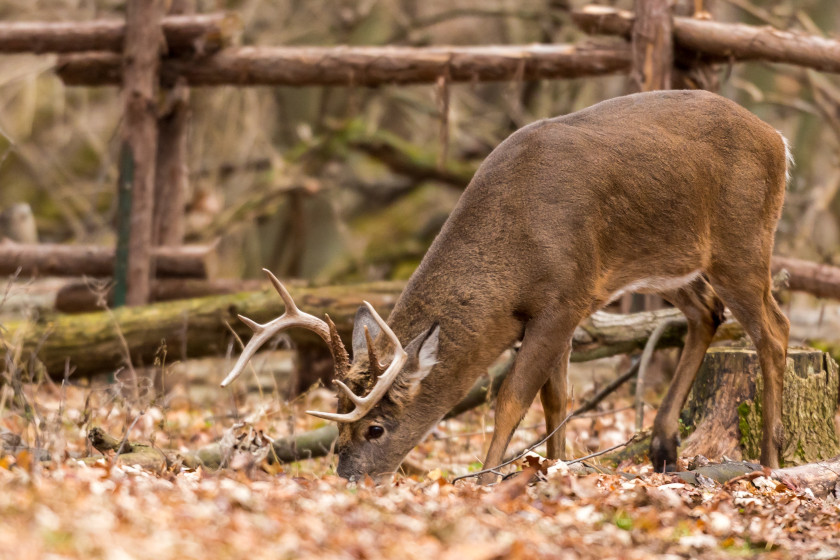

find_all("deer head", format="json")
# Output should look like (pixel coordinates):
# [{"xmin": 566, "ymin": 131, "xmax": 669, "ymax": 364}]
[{"xmin": 222, "ymin": 269, "xmax": 440, "ymax": 480}]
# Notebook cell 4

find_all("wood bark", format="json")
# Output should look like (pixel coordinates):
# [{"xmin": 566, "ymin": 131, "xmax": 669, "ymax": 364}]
[
  {"xmin": 682, "ymin": 347, "xmax": 840, "ymax": 465},
  {"xmin": 573, "ymin": 4, "xmax": 840, "ymax": 74},
  {"xmin": 121, "ymin": 0, "xmax": 165, "ymax": 306},
  {"xmin": 0, "ymin": 13, "xmax": 238, "ymax": 54},
  {"xmin": 55, "ymin": 43, "xmax": 633, "ymax": 87},
  {"xmin": 631, "ymin": 0, "xmax": 673, "ymax": 91},
  {"xmin": 54, "ymin": 278, "xmax": 265, "ymax": 313},
  {"xmin": 0, "ymin": 242, "xmax": 216, "ymax": 279},
  {"xmin": 1, "ymin": 281, "xmax": 747, "ymax": 379}
]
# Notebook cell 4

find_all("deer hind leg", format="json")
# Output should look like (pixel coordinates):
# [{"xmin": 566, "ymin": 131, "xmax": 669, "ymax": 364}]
[
  {"xmin": 650, "ymin": 276, "xmax": 724, "ymax": 472},
  {"xmin": 539, "ymin": 346, "xmax": 570, "ymax": 461},
  {"xmin": 707, "ymin": 267, "xmax": 789, "ymax": 468},
  {"xmin": 479, "ymin": 311, "xmax": 580, "ymax": 484}
]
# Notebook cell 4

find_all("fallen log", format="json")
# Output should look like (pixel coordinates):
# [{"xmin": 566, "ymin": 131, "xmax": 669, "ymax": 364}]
[
  {"xmin": 0, "ymin": 241, "xmax": 216, "ymax": 279},
  {"xmin": 55, "ymin": 42, "xmax": 633, "ymax": 87},
  {"xmin": 1, "ymin": 282, "xmax": 404, "ymax": 378},
  {"xmin": 182, "ymin": 357, "xmax": 515, "ymax": 468},
  {"xmin": 0, "ymin": 13, "xmax": 239, "ymax": 54},
  {"xmin": 579, "ymin": 457, "xmax": 840, "ymax": 499},
  {"xmin": 573, "ymin": 4, "xmax": 840, "ymax": 74},
  {"xmin": 55, "ymin": 278, "xmax": 267, "ymax": 313},
  {"xmin": 12, "ymin": 254, "xmax": 828, "ymax": 377},
  {"xmin": 771, "ymin": 256, "xmax": 840, "ymax": 301},
  {"xmin": 3, "ymin": 278, "xmax": 742, "ymax": 378}
]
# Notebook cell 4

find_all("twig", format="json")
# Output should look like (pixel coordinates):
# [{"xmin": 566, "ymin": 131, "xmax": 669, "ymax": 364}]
[
  {"xmin": 115, "ymin": 411, "xmax": 145, "ymax": 456},
  {"xmin": 576, "ymin": 405, "xmax": 635, "ymax": 419},
  {"xmin": 568, "ymin": 433, "xmax": 641, "ymax": 464},
  {"xmin": 453, "ymin": 350, "xmax": 647, "ymax": 482},
  {"xmin": 452, "ymin": 410, "xmax": 575, "ymax": 483},
  {"xmin": 577, "ymin": 357, "xmax": 640, "ymax": 416},
  {"xmin": 636, "ymin": 318, "xmax": 683, "ymax": 431}
]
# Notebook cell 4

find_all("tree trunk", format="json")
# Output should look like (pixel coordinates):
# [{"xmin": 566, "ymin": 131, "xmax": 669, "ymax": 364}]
[
  {"xmin": 682, "ymin": 347, "xmax": 840, "ymax": 466},
  {"xmin": 0, "ymin": 242, "xmax": 216, "ymax": 278},
  {"xmin": 120, "ymin": 0, "xmax": 165, "ymax": 306},
  {"xmin": 56, "ymin": 43, "xmax": 633, "ymax": 87},
  {"xmin": 0, "ymin": 13, "xmax": 238, "ymax": 54}
]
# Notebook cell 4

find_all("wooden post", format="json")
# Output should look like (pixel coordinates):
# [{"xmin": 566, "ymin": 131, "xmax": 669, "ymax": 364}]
[
  {"xmin": 673, "ymin": 0, "xmax": 719, "ymax": 90},
  {"xmin": 632, "ymin": 0, "xmax": 673, "ymax": 91},
  {"xmin": 152, "ymin": 79, "xmax": 189, "ymax": 247},
  {"xmin": 119, "ymin": 0, "xmax": 165, "ymax": 306},
  {"xmin": 153, "ymin": 0, "xmax": 193, "ymax": 248}
]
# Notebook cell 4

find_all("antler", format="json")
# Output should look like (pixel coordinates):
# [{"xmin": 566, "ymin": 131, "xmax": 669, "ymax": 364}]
[
  {"xmin": 306, "ymin": 301, "xmax": 407, "ymax": 423},
  {"xmin": 220, "ymin": 269, "xmax": 348, "ymax": 388}
]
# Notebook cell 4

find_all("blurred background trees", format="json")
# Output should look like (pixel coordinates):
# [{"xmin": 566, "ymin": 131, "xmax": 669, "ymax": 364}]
[{"xmin": 1, "ymin": 0, "xmax": 839, "ymax": 285}]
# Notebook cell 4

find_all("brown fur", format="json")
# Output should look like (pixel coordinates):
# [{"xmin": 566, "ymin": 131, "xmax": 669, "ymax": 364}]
[{"xmin": 334, "ymin": 90, "xmax": 790, "ymax": 481}]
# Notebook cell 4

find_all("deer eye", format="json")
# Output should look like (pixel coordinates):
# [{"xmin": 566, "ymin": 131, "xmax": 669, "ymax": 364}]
[{"xmin": 366, "ymin": 425, "xmax": 385, "ymax": 440}]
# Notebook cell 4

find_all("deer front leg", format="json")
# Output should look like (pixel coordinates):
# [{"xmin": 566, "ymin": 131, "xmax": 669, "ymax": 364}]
[{"xmin": 479, "ymin": 314, "xmax": 577, "ymax": 484}]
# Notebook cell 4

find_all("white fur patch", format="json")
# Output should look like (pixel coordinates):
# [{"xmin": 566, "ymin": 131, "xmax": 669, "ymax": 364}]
[
  {"xmin": 777, "ymin": 130, "xmax": 794, "ymax": 183},
  {"xmin": 608, "ymin": 270, "xmax": 701, "ymax": 303}
]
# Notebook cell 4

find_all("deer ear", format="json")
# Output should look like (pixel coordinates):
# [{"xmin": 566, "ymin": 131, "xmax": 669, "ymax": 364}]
[
  {"xmin": 351, "ymin": 304, "xmax": 382, "ymax": 360},
  {"xmin": 414, "ymin": 323, "xmax": 440, "ymax": 379},
  {"xmin": 392, "ymin": 323, "xmax": 439, "ymax": 402}
]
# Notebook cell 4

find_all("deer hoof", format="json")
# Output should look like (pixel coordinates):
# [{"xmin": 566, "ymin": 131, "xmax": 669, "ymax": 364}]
[{"xmin": 649, "ymin": 434, "xmax": 679, "ymax": 473}]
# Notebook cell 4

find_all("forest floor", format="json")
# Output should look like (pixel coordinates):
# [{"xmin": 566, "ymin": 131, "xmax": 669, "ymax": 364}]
[{"xmin": 1, "ymin": 361, "xmax": 839, "ymax": 560}]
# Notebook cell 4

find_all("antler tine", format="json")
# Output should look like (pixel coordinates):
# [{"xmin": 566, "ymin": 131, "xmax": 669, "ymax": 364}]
[
  {"xmin": 220, "ymin": 270, "xmax": 333, "ymax": 388},
  {"xmin": 263, "ymin": 268, "xmax": 299, "ymax": 314},
  {"xmin": 306, "ymin": 301, "xmax": 407, "ymax": 423},
  {"xmin": 238, "ymin": 314, "xmax": 263, "ymax": 333}
]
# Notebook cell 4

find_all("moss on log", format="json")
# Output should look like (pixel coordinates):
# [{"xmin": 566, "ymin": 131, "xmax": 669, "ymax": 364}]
[
  {"xmin": 682, "ymin": 347, "xmax": 840, "ymax": 466},
  {"xmin": 1, "ymin": 282, "xmax": 404, "ymax": 377}
]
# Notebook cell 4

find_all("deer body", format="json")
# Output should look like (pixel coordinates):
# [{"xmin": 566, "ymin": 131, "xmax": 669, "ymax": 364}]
[{"xmin": 225, "ymin": 90, "xmax": 790, "ymax": 481}]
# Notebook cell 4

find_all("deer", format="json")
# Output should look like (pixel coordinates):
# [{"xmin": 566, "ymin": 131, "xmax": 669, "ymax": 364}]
[{"xmin": 221, "ymin": 89, "xmax": 791, "ymax": 483}]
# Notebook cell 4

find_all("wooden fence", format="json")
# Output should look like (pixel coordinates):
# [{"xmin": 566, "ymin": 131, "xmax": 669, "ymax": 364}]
[{"xmin": 2, "ymin": 1, "xmax": 840, "ymax": 307}]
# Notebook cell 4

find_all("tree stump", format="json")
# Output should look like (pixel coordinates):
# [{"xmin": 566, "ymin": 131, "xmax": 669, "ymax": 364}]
[{"xmin": 681, "ymin": 347, "xmax": 840, "ymax": 466}]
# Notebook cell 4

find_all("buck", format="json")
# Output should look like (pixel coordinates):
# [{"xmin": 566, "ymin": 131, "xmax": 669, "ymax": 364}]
[{"xmin": 221, "ymin": 90, "xmax": 791, "ymax": 482}]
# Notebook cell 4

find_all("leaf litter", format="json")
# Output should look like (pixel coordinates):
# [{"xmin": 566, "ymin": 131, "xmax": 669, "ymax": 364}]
[{"xmin": 1, "ymin": 377, "xmax": 839, "ymax": 560}]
